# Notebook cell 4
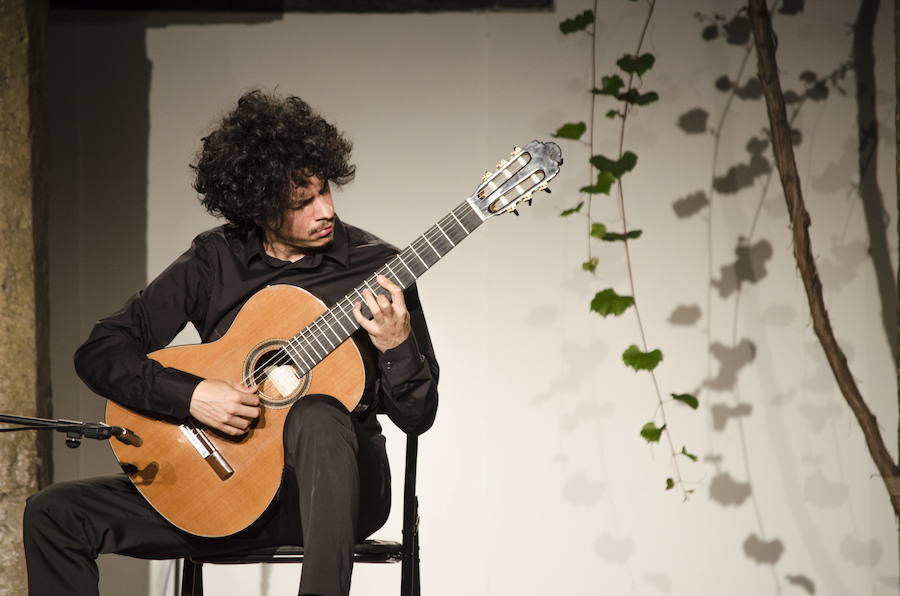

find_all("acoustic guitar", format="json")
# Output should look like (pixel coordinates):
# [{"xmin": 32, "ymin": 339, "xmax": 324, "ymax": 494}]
[{"xmin": 105, "ymin": 140, "xmax": 563, "ymax": 537}]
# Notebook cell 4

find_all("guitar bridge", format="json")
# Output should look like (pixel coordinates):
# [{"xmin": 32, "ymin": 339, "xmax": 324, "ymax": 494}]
[{"xmin": 179, "ymin": 424, "xmax": 234, "ymax": 481}]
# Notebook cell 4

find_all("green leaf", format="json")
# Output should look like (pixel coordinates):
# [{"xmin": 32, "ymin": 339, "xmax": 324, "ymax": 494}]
[
  {"xmin": 582, "ymin": 258, "xmax": 599, "ymax": 273},
  {"xmin": 680, "ymin": 446, "xmax": 698, "ymax": 462},
  {"xmin": 605, "ymin": 109, "xmax": 620, "ymax": 119},
  {"xmin": 671, "ymin": 393, "xmax": 699, "ymax": 409},
  {"xmin": 589, "ymin": 151, "xmax": 638, "ymax": 178},
  {"xmin": 665, "ymin": 477, "xmax": 675, "ymax": 490},
  {"xmin": 640, "ymin": 421, "xmax": 666, "ymax": 443},
  {"xmin": 617, "ymin": 53, "xmax": 656, "ymax": 77},
  {"xmin": 602, "ymin": 229, "xmax": 643, "ymax": 242},
  {"xmin": 559, "ymin": 10, "xmax": 594, "ymax": 34},
  {"xmin": 589, "ymin": 288, "xmax": 634, "ymax": 317},
  {"xmin": 590, "ymin": 223, "xmax": 607, "ymax": 239},
  {"xmin": 553, "ymin": 122, "xmax": 587, "ymax": 140},
  {"xmin": 560, "ymin": 201, "xmax": 584, "ymax": 217},
  {"xmin": 622, "ymin": 344, "xmax": 663, "ymax": 371},
  {"xmin": 592, "ymin": 74, "xmax": 625, "ymax": 96},
  {"xmin": 580, "ymin": 171, "xmax": 616, "ymax": 195},
  {"xmin": 619, "ymin": 89, "xmax": 660, "ymax": 106}
]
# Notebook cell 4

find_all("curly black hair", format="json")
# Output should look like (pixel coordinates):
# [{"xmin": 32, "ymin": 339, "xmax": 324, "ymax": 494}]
[{"xmin": 192, "ymin": 90, "xmax": 355, "ymax": 231}]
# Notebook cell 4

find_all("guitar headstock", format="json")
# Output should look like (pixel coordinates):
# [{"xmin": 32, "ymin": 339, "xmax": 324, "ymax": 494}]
[{"xmin": 468, "ymin": 140, "xmax": 563, "ymax": 218}]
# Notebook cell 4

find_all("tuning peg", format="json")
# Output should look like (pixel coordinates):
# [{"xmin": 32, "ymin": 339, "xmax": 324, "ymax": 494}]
[
  {"xmin": 481, "ymin": 171, "xmax": 492, "ymax": 181},
  {"xmin": 510, "ymin": 146, "xmax": 521, "ymax": 156},
  {"xmin": 527, "ymin": 198, "xmax": 533, "ymax": 206},
  {"xmin": 543, "ymin": 187, "xmax": 552, "ymax": 194},
  {"xmin": 496, "ymin": 159, "xmax": 508, "ymax": 170}
]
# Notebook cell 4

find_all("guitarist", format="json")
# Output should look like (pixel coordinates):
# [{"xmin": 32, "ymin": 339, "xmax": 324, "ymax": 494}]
[{"xmin": 23, "ymin": 90, "xmax": 439, "ymax": 596}]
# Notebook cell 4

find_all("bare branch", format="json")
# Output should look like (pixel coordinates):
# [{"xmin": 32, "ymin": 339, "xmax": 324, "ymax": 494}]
[{"xmin": 747, "ymin": 0, "xmax": 900, "ymax": 516}]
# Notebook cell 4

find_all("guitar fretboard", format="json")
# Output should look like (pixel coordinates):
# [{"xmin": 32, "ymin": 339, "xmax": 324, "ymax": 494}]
[{"xmin": 281, "ymin": 200, "xmax": 484, "ymax": 374}]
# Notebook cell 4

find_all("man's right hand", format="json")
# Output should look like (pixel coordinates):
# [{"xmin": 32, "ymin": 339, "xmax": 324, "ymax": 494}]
[{"xmin": 189, "ymin": 379, "xmax": 260, "ymax": 436}]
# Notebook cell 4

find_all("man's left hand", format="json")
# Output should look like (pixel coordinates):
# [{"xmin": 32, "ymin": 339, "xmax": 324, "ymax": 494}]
[{"xmin": 352, "ymin": 274, "xmax": 411, "ymax": 353}]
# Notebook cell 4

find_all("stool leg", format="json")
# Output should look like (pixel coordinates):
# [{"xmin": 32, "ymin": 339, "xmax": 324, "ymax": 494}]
[
  {"xmin": 180, "ymin": 559, "xmax": 193, "ymax": 596},
  {"xmin": 401, "ymin": 502, "xmax": 420, "ymax": 596},
  {"xmin": 193, "ymin": 561, "xmax": 204, "ymax": 596},
  {"xmin": 413, "ymin": 541, "xmax": 420, "ymax": 596},
  {"xmin": 181, "ymin": 559, "xmax": 204, "ymax": 596}
]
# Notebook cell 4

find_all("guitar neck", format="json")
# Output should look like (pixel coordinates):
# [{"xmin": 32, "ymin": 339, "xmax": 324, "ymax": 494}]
[{"xmin": 282, "ymin": 199, "xmax": 485, "ymax": 373}]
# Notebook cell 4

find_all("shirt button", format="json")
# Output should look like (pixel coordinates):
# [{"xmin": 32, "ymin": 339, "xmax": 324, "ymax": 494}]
[{"xmin": 384, "ymin": 361, "xmax": 392, "ymax": 371}]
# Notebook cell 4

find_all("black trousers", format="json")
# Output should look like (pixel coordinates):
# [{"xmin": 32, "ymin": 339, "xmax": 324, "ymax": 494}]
[{"xmin": 23, "ymin": 396, "xmax": 391, "ymax": 596}]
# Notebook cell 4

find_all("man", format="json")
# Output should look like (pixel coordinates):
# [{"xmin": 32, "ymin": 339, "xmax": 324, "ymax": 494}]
[{"xmin": 23, "ymin": 90, "xmax": 439, "ymax": 596}]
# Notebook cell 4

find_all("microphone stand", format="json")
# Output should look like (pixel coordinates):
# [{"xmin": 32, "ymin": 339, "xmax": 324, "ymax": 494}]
[{"xmin": 0, "ymin": 413, "xmax": 142, "ymax": 448}]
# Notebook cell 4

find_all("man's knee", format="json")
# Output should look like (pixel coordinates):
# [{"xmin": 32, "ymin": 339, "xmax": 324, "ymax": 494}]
[
  {"xmin": 287, "ymin": 394, "xmax": 351, "ymax": 430},
  {"xmin": 283, "ymin": 394, "xmax": 357, "ymax": 456},
  {"xmin": 24, "ymin": 483, "xmax": 83, "ymax": 544}
]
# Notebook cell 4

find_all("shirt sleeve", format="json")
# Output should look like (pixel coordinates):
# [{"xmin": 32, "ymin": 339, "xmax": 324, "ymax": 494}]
[
  {"xmin": 73, "ymin": 238, "xmax": 212, "ymax": 419},
  {"xmin": 375, "ymin": 284, "xmax": 439, "ymax": 435}
]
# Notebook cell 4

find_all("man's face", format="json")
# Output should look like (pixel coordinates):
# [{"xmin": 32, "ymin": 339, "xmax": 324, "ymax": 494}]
[{"xmin": 267, "ymin": 175, "xmax": 336, "ymax": 253}]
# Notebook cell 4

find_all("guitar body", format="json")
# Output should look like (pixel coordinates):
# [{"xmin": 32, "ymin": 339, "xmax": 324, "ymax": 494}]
[{"xmin": 106, "ymin": 284, "xmax": 365, "ymax": 537}]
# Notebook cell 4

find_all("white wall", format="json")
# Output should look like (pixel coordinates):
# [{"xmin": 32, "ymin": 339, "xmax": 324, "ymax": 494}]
[{"xmin": 47, "ymin": 1, "xmax": 897, "ymax": 594}]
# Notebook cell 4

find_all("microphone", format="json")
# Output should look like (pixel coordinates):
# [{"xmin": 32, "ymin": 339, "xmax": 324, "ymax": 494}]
[
  {"xmin": 110, "ymin": 426, "xmax": 143, "ymax": 447},
  {"xmin": 57, "ymin": 420, "xmax": 143, "ymax": 447}
]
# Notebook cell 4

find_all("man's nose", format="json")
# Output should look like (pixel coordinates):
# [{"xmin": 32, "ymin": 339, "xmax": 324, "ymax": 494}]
[{"xmin": 314, "ymin": 196, "xmax": 334, "ymax": 219}]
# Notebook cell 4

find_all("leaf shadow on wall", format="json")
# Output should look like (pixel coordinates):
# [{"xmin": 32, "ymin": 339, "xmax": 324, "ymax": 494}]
[{"xmin": 663, "ymin": 2, "xmax": 884, "ymax": 593}]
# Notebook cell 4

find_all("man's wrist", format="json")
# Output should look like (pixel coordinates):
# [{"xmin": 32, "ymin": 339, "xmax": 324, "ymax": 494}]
[
  {"xmin": 378, "ymin": 333, "xmax": 422, "ymax": 379},
  {"xmin": 155, "ymin": 368, "xmax": 205, "ymax": 419}
]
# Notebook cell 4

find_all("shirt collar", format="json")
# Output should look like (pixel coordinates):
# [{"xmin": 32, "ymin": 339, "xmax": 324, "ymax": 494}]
[{"xmin": 243, "ymin": 217, "xmax": 350, "ymax": 269}]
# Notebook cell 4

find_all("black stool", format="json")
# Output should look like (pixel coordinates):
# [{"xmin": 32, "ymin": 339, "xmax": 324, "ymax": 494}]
[{"xmin": 180, "ymin": 432, "xmax": 421, "ymax": 595}]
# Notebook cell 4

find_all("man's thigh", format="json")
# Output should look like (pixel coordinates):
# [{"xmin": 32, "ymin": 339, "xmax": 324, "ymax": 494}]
[{"xmin": 28, "ymin": 474, "xmax": 298, "ymax": 559}]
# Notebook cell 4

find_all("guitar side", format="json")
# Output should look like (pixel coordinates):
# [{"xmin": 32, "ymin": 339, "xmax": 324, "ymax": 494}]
[{"xmin": 105, "ymin": 284, "xmax": 365, "ymax": 537}]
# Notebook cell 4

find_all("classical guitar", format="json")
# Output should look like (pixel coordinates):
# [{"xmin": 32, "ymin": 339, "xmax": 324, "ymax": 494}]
[{"xmin": 105, "ymin": 140, "xmax": 563, "ymax": 537}]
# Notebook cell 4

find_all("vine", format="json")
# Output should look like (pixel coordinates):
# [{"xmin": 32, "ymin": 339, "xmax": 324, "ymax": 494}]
[{"xmin": 553, "ymin": 0, "xmax": 698, "ymax": 498}]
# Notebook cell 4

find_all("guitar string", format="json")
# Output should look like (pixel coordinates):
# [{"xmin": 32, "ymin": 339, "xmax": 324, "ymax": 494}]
[
  {"xmin": 251, "ymin": 156, "xmax": 551, "ymax": 385},
  {"xmin": 234, "ymin": 205, "xmax": 480, "ymax": 391},
  {"xmin": 238, "ymin": 230, "xmax": 453, "ymax": 389},
  {"xmin": 243, "ymin": 206, "xmax": 474, "ymax": 386},
  {"xmin": 233, "ymin": 166, "xmax": 546, "ymax": 391}
]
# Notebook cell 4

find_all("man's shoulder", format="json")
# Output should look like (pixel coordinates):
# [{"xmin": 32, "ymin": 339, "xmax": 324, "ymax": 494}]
[
  {"xmin": 190, "ymin": 224, "xmax": 248, "ymax": 257},
  {"xmin": 341, "ymin": 221, "xmax": 399, "ymax": 257}
]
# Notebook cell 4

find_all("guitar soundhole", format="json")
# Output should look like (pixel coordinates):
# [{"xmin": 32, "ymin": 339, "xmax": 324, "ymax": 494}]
[{"xmin": 244, "ymin": 340, "xmax": 311, "ymax": 409}]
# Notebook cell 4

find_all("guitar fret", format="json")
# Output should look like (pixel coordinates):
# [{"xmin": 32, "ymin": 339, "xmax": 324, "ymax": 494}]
[
  {"xmin": 391, "ymin": 259, "xmax": 414, "ymax": 285},
  {"xmin": 310, "ymin": 325, "xmax": 331, "ymax": 352},
  {"xmin": 331, "ymin": 308, "xmax": 351, "ymax": 335},
  {"xmin": 283, "ymin": 343, "xmax": 307, "ymax": 369},
  {"xmin": 421, "ymin": 232, "xmax": 441, "ymax": 258},
  {"xmin": 329, "ymin": 301, "xmax": 351, "ymax": 334},
  {"xmin": 396, "ymin": 254, "xmax": 416, "ymax": 278},
  {"xmin": 306, "ymin": 323, "xmax": 328, "ymax": 352},
  {"xmin": 294, "ymin": 337, "xmax": 319, "ymax": 363},
  {"xmin": 337, "ymin": 298, "xmax": 354, "ymax": 317},
  {"xmin": 435, "ymin": 221, "xmax": 455, "ymax": 247},
  {"xmin": 315, "ymin": 318, "xmax": 340, "ymax": 347},
  {"xmin": 460, "ymin": 203, "xmax": 484, "ymax": 231},
  {"xmin": 304, "ymin": 332, "xmax": 326, "ymax": 359},
  {"xmin": 383, "ymin": 261, "xmax": 406, "ymax": 288},
  {"xmin": 286, "ymin": 199, "xmax": 487, "ymax": 376},
  {"xmin": 362, "ymin": 277, "xmax": 379, "ymax": 294},
  {"xmin": 408, "ymin": 244, "xmax": 428, "ymax": 269},
  {"xmin": 450, "ymin": 210, "xmax": 469, "ymax": 234}
]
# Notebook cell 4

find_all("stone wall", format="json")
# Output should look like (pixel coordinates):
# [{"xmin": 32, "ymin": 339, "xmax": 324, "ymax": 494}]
[{"xmin": 0, "ymin": 1, "xmax": 51, "ymax": 594}]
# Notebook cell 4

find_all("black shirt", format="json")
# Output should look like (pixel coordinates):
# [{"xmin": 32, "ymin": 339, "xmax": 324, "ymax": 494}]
[{"xmin": 74, "ymin": 218, "xmax": 439, "ymax": 436}]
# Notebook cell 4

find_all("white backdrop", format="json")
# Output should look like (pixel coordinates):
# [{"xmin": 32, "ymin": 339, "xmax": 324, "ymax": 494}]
[{"xmin": 46, "ymin": 1, "xmax": 897, "ymax": 594}]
